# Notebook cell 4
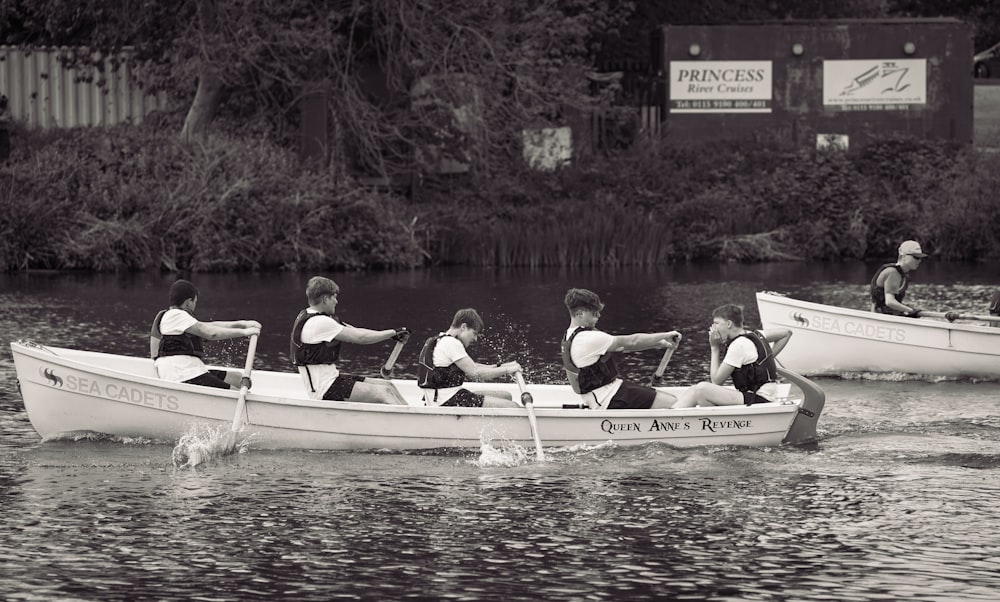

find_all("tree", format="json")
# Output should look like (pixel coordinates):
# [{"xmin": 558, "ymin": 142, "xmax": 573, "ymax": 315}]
[{"xmin": 0, "ymin": 0, "xmax": 634, "ymax": 177}]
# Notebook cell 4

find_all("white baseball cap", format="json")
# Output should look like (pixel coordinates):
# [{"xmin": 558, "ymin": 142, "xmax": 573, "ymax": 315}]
[{"xmin": 898, "ymin": 240, "xmax": 928, "ymax": 258}]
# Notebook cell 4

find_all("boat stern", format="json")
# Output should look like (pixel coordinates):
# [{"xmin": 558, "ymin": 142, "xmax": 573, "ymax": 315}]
[{"xmin": 778, "ymin": 368, "xmax": 825, "ymax": 445}]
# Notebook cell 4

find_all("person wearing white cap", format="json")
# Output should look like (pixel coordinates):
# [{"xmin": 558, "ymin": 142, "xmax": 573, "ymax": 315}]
[{"xmin": 869, "ymin": 240, "xmax": 928, "ymax": 317}]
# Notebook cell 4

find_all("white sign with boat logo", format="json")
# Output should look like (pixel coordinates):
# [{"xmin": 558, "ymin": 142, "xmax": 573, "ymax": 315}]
[{"xmin": 823, "ymin": 59, "xmax": 927, "ymax": 109}]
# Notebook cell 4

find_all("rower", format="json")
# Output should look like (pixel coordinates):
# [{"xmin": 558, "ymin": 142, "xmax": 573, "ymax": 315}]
[
  {"xmin": 150, "ymin": 279, "xmax": 260, "ymax": 389},
  {"xmin": 870, "ymin": 240, "xmax": 927, "ymax": 317}
]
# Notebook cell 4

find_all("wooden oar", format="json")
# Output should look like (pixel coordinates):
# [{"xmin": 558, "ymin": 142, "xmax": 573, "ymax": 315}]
[
  {"xmin": 650, "ymin": 333, "xmax": 682, "ymax": 386},
  {"xmin": 514, "ymin": 371, "xmax": 545, "ymax": 462},
  {"xmin": 921, "ymin": 310, "xmax": 1000, "ymax": 324},
  {"xmin": 224, "ymin": 334, "xmax": 258, "ymax": 453},
  {"xmin": 379, "ymin": 329, "xmax": 410, "ymax": 378}
]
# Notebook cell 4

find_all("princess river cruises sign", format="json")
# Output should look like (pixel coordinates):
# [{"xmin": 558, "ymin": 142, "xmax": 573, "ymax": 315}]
[{"xmin": 669, "ymin": 60, "xmax": 773, "ymax": 114}]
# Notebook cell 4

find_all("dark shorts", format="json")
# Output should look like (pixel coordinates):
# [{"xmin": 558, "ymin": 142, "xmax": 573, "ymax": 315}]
[
  {"xmin": 742, "ymin": 391, "xmax": 770, "ymax": 406},
  {"xmin": 322, "ymin": 374, "xmax": 367, "ymax": 401},
  {"xmin": 441, "ymin": 388, "xmax": 485, "ymax": 408},
  {"xmin": 605, "ymin": 382, "xmax": 657, "ymax": 410},
  {"xmin": 184, "ymin": 369, "xmax": 231, "ymax": 389}
]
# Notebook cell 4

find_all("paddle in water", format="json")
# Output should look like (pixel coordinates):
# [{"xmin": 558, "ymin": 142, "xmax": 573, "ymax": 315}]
[
  {"xmin": 650, "ymin": 332, "xmax": 682, "ymax": 387},
  {"xmin": 514, "ymin": 371, "xmax": 545, "ymax": 462},
  {"xmin": 172, "ymin": 334, "xmax": 258, "ymax": 467}
]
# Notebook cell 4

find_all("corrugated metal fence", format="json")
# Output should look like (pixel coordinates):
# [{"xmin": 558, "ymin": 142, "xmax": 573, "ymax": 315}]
[
  {"xmin": 585, "ymin": 63, "xmax": 663, "ymax": 153},
  {"xmin": 0, "ymin": 46, "xmax": 167, "ymax": 129}
]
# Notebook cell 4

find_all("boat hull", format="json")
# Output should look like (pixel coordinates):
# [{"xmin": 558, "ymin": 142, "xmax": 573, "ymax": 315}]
[
  {"xmin": 756, "ymin": 292, "xmax": 1000, "ymax": 378},
  {"xmin": 12, "ymin": 341, "xmax": 824, "ymax": 450}
]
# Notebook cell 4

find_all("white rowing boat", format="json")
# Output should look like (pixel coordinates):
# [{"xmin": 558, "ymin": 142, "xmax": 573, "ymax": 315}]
[
  {"xmin": 756, "ymin": 291, "xmax": 1000, "ymax": 379},
  {"xmin": 11, "ymin": 340, "xmax": 825, "ymax": 450}
]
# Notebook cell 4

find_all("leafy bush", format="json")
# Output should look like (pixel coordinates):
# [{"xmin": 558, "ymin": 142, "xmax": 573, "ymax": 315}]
[
  {"xmin": 411, "ymin": 133, "xmax": 1000, "ymax": 265},
  {"xmin": 2, "ymin": 123, "xmax": 998, "ymax": 272},
  {"xmin": 0, "ymin": 124, "xmax": 426, "ymax": 271}
]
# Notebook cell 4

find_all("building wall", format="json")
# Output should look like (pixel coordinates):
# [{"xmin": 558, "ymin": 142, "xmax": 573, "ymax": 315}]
[
  {"xmin": 0, "ymin": 46, "xmax": 167, "ymax": 129},
  {"xmin": 653, "ymin": 19, "xmax": 974, "ymax": 150}
]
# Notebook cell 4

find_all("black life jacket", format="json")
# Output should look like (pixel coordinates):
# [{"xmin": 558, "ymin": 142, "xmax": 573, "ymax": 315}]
[
  {"xmin": 290, "ymin": 310, "xmax": 344, "ymax": 366},
  {"xmin": 726, "ymin": 330, "xmax": 777, "ymax": 394},
  {"xmin": 870, "ymin": 263, "xmax": 909, "ymax": 315},
  {"xmin": 416, "ymin": 334, "xmax": 466, "ymax": 389},
  {"xmin": 561, "ymin": 326, "xmax": 620, "ymax": 394},
  {"xmin": 151, "ymin": 309, "xmax": 204, "ymax": 359}
]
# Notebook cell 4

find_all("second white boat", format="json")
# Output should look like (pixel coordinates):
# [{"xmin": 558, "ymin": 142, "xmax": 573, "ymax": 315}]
[{"xmin": 756, "ymin": 291, "xmax": 1000, "ymax": 379}]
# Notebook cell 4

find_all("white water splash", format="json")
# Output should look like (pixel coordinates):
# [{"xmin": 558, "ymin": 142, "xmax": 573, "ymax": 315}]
[
  {"xmin": 172, "ymin": 423, "xmax": 252, "ymax": 468},
  {"xmin": 469, "ymin": 425, "xmax": 544, "ymax": 468},
  {"xmin": 473, "ymin": 440, "xmax": 531, "ymax": 468},
  {"xmin": 838, "ymin": 370, "xmax": 959, "ymax": 383},
  {"xmin": 61, "ymin": 431, "xmax": 157, "ymax": 446}
]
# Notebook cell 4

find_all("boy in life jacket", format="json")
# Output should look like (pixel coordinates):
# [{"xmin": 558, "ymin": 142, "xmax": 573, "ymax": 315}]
[
  {"xmin": 672, "ymin": 304, "xmax": 791, "ymax": 408},
  {"xmin": 149, "ymin": 279, "xmax": 261, "ymax": 389},
  {"xmin": 561, "ymin": 288, "xmax": 681, "ymax": 410},
  {"xmin": 870, "ymin": 240, "xmax": 928, "ymax": 317},
  {"xmin": 290, "ymin": 276, "xmax": 409, "ymax": 404},
  {"xmin": 416, "ymin": 308, "xmax": 522, "ymax": 408}
]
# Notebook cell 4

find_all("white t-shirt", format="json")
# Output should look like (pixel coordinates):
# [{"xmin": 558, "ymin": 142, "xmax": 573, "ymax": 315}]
[
  {"xmin": 154, "ymin": 308, "xmax": 208, "ymax": 383},
  {"xmin": 722, "ymin": 335, "xmax": 777, "ymax": 401},
  {"xmin": 565, "ymin": 327, "xmax": 623, "ymax": 408},
  {"xmin": 297, "ymin": 311, "xmax": 346, "ymax": 400},
  {"xmin": 422, "ymin": 335, "xmax": 470, "ymax": 406}
]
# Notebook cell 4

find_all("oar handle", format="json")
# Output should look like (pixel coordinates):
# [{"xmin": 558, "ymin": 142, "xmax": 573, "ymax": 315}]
[
  {"xmin": 514, "ymin": 371, "xmax": 532, "ymax": 406},
  {"xmin": 651, "ymin": 333, "xmax": 681, "ymax": 386},
  {"xmin": 921, "ymin": 310, "xmax": 1000, "ymax": 324},
  {"xmin": 239, "ymin": 334, "xmax": 258, "ymax": 384},
  {"xmin": 380, "ymin": 338, "xmax": 406, "ymax": 378},
  {"xmin": 230, "ymin": 334, "xmax": 259, "ymax": 435},
  {"xmin": 514, "ymin": 371, "xmax": 545, "ymax": 461}
]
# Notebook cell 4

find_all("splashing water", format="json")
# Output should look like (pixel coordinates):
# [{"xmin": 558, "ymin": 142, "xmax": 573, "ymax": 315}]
[
  {"xmin": 470, "ymin": 425, "xmax": 541, "ymax": 468},
  {"xmin": 477, "ymin": 311, "xmax": 538, "ymax": 376},
  {"xmin": 172, "ymin": 423, "xmax": 252, "ymax": 468},
  {"xmin": 837, "ymin": 370, "xmax": 964, "ymax": 383},
  {"xmin": 473, "ymin": 440, "xmax": 531, "ymax": 468}
]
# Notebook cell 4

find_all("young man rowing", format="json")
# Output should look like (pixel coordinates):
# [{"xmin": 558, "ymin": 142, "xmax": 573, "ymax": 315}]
[
  {"xmin": 416, "ymin": 308, "xmax": 522, "ymax": 408},
  {"xmin": 870, "ymin": 239, "xmax": 928, "ymax": 317},
  {"xmin": 149, "ymin": 279, "xmax": 261, "ymax": 389},
  {"xmin": 561, "ymin": 288, "xmax": 681, "ymax": 410},
  {"xmin": 290, "ymin": 276, "xmax": 409, "ymax": 404}
]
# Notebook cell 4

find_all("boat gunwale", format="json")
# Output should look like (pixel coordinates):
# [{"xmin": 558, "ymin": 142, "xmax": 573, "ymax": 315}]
[{"xmin": 11, "ymin": 341, "xmax": 802, "ymax": 420}]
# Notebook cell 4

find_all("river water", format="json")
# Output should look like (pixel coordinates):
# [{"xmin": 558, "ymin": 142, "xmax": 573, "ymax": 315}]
[{"xmin": 2, "ymin": 263, "xmax": 999, "ymax": 601}]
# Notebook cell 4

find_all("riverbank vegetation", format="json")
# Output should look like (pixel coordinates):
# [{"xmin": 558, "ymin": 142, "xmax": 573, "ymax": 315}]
[
  {"xmin": 1, "ymin": 0, "xmax": 997, "ymax": 271},
  {"xmin": 2, "ymin": 121, "xmax": 998, "ymax": 272}
]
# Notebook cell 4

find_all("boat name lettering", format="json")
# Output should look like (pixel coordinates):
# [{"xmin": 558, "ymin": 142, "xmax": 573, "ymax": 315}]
[
  {"xmin": 810, "ymin": 316, "xmax": 905, "ymax": 342},
  {"xmin": 62, "ymin": 375, "xmax": 180, "ymax": 411},
  {"xmin": 699, "ymin": 418, "xmax": 752, "ymax": 432},
  {"xmin": 600, "ymin": 420, "xmax": 642, "ymax": 434},
  {"xmin": 647, "ymin": 419, "xmax": 691, "ymax": 431},
  {"xmin": 601, "ymin": 418, "xmax": 752, "ymax": 434}
]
